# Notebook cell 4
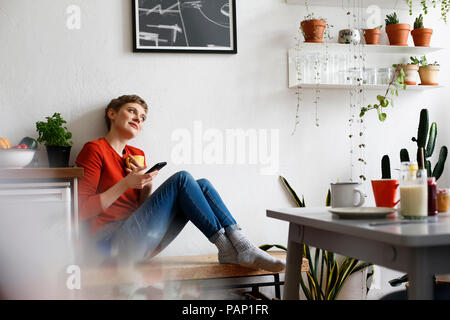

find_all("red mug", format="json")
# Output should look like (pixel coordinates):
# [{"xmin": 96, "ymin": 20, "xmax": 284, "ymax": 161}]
[{"xmin": 371, "ymin": 179, "xmax": 400, "ymax": 208}]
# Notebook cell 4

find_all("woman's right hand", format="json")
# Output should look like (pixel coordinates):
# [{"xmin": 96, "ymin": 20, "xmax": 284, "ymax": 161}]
[{"xmin": 124, "ymin": 158, "xmax": 158, "ymax": 189}]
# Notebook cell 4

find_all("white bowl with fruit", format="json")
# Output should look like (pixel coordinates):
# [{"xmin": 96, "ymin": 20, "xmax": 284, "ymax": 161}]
[{"xmin": 0, "ymin": 137, "xmax": 38, "ymax": 168}]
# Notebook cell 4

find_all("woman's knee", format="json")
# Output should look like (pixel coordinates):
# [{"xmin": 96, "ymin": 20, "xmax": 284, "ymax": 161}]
[
  {"xmin": 172, "ymin": 170, "xmax": 194, "ymax": 184},
  {"xmin": 196, "ymin": 178, "xmax": 211, "ymax": 188}
]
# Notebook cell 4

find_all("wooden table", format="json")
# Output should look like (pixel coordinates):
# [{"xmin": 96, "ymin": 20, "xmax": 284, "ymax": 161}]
[
  {"xmin": 0, "ymin": 167, "xmax": 84, "ymax": 238},
  {"xmin": 267, "ymin": 207, "xmax": 450, "ymax": 300}
]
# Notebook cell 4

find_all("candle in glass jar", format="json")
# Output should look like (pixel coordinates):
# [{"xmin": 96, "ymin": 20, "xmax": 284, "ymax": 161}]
[
  {"xmin": 428, "ymin": 177, "xmax": 438, "ymax": 216},
  {"xmin": 438, "ymin": 188, "xmax": 450, "ymax": 213}
]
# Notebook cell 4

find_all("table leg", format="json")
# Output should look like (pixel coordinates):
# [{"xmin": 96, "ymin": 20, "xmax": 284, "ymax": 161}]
[
  {"xmin": 408, "ymin": 249, "xmax": 434, "ymax": 300},
  {"xmin": 283, "ymin": 223, "xmax": 303, "ymax": 300}
]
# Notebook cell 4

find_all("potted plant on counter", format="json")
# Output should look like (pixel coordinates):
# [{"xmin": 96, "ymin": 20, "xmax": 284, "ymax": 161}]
[
  {"xmin": 412, "ymin": 55, "xmax": 440, "ymax": 85},
  {"xmin": 363, "ymin": 25, "xmax": 382, "ymax": 45},
  {"xmin": 36, "ymin": 113, "xmax": 73, "ymax": 168},
  {"xmin": 385, "ymin": 12, "xmax": 411, "ymax": 46},
  {"xmin": 411, "ymin": 14, "xmax": 433, "ymax": 47}
]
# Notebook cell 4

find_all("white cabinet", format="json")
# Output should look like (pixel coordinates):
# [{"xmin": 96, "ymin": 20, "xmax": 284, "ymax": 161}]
[{"xmin": 0, "ymin": 182, "xmax": 74, "ymax": 299}]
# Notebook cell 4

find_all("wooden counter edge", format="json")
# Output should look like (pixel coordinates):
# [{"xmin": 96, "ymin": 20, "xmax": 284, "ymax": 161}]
[{"xmin": 0, "ymin": 167, "xmax": 84, "ymax": 179}]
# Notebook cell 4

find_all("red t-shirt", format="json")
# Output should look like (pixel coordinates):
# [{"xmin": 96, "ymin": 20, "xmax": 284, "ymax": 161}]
[{"xmin": 75, "ymin": 137, "xmax": 147, "ymax": 235}]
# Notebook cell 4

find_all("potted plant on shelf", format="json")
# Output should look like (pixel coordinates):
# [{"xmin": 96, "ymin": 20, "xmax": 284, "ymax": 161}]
[
  {"xmin": 36, "ymin": 112, "xmax": 73, "ymax": 168},
  {"xmin": 300, "ymin": 14, "xmax": 327, "ymax": 43},
  {"xmin": 411, "ymin": 14, "xmax": 433, "ymax": 47},
  {"xmin": 414, "ymin": 55, "xmax": 440, "ymax": 85},
  {"xmin": 363, "ymin": 25, "xmax": 382, "ymax": 45},
  {"xmin": 385, "ymin": 12, "xmax": 411, "ymax": 46},
  {"xmin": 397, "ymin": 56, "xmax": 420, "ymax": 85}
]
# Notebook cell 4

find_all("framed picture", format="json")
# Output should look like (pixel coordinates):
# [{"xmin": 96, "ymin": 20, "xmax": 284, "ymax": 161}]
[{"xmin": 132, "ymin": 0, "xmax": 237, "ymax": 53}]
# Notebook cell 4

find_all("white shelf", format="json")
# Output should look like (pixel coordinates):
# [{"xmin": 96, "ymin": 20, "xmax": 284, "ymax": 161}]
[
  {"xmin": 286, "ymin": 0, "xmax": 409, "ymax": 9},
  {"xmin": 289, "ymin": 83, "xmax": 444, "ymax": 90},
  {"xmin": 291, "ymin": 43, "xmax": 444, "ymax": 55},
  {"xmin": 287, "ymin": 47, "xmax": 444, "ymax": 88}
]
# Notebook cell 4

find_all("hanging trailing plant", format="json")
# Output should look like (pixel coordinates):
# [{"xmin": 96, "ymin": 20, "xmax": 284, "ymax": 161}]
[
  {"xmin": 359, "ymin": 67, "xmax": 406, "ymax": 122},
  {"xmin": 406, "ymin": 0, "xmax": 450, "ymax": 23}
]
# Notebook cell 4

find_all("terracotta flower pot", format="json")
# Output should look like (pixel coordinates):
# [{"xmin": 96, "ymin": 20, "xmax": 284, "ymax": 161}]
[
  {"xmin": 411, "ymin": 28, "xmax": 433, "ymax": 47},
  {"xmin": 301, "ymin": 19, "xmax": 327, "ymax": 43},
  {"xmin": 364, "ymin": 28, "xmax": 381, "ymax": 45},
  {"xmin": 385, "ymin": 23, "xmax": 410, "ymax": 46},
  {"xmin": 418, "ymin": 65, "xmax": 440, "ymax": 85},
  {"xmin": 400, "ymin": 64, "xmax": 419, "ymax": 85}
]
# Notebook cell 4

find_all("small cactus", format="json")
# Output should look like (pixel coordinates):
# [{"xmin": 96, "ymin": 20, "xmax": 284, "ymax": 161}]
[
  {"xmin": 414, "ymin": 14, "xmax": 424, "ymax": 29},
  {"xmin": 382, "ymin": 155, "xmax": 391, "ymax": 179},
  {"xmin": 411, "ymin": 109, "xmax": 447, "ymax": 180},
  {"xmin": 400, "ymin": 148, "xmax": 410, "ymax": 162}
]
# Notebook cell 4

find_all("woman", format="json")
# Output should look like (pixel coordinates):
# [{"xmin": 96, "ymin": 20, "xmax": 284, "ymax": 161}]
[{"xmin": 76, "ymin": 94, "xmax": 285, "ymax": 272}]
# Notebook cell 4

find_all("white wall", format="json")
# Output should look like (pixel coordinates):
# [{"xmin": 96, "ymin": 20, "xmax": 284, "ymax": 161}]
[{"xmin": 1, "ymin": 0, "xmax": 449, "ymax": 298}]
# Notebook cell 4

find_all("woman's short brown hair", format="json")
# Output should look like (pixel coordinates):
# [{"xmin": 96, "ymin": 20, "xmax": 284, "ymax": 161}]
[{"xmin": 105, "ymin": 94, "xmax": 148, "ymax": 131}]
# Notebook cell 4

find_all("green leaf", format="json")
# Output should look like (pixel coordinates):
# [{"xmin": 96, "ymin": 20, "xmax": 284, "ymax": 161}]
[
  {"xmin": 300, "ymin": 274, "xmax": 313, "ymax": 300},
  {"xmin": 425, "ymin": 122, "xmax": 437, "ymax": 158},
  {"xmin": 279, "ymin": 176, "xmax": 304, "ymax": 207}
]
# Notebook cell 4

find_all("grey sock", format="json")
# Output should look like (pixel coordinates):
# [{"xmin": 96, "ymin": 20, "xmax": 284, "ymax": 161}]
[
  {"xmin": 227, "ymin": 229, "xmax": 286, "ymax": 272},
  {"xmin": 214, "ymin": 232, "xmax": 238, "ymax": 264}
]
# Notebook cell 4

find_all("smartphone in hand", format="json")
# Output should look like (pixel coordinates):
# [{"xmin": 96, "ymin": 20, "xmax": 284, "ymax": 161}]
[{"xmin": 145, "ymin": 162, "xmax": 167, "ymax": 174}]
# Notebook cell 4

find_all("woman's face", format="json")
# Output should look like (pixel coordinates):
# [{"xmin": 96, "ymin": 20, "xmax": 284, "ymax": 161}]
[{"xmin": 108, "ymin": 102, "xmax": 147, "ymax": 139}]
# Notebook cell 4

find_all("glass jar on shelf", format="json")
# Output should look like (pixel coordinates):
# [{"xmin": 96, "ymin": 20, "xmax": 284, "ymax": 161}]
[
  {"xmin": 364, "ymin": 68, "xmax": 377, "ymax": 85},
  {"xmin": 348, "ymin": 67, "xmax": 365, "ymax": 85},
  {"xmin": 337, "ymin": 54, "xmax": 350, "ymax": 84},
  {"xmin": 377, "ymin": 67, "xmax": 394, "ymax": 85}
]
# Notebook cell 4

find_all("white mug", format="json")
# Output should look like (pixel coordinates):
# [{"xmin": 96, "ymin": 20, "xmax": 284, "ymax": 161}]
[{"xmin": 330, "ymin": 182, "xmax": 366, "ymax": 208}]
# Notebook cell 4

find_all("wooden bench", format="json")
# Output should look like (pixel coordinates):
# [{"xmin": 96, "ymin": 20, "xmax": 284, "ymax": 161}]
[{"xmin": 83, "ymin": 251, "xmax": 308, "ymax": 299}]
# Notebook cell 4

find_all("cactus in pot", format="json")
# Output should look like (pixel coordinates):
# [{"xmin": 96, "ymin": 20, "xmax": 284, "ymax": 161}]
[
  {"xmin": 411, "ymin": 14, "xmax": 433, "ymax": 47},
  {"xmin": 401, "ymin": 109, "xmax": 447, "ymax": 180},
  {"xmin": 385, "ymin": 12, "xmax": 411, "ymax": 46}
]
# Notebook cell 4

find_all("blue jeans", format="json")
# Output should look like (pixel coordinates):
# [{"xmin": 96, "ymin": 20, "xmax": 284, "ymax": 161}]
[{"xmin": 94, "ymin": 171, "xmax": 239, "ymax": 262}]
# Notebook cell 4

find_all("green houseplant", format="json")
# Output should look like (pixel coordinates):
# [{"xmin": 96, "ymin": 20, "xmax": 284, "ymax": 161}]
[
  {"xmin": 411, "ymin": 14, "xmax": 433, "ymax": 46},
  {"xmin": 406, "ymin": 0, "xmax": 450, "ymax": 23},
  {"xmin": 272, "ymin": 176, "xmax": 373, "ymax": 300},
  {"xmin": 359, "ymin": 66, "xmax": 406, "ymax": 122},
  {"xmin": 36, "ymin": 112, "xmax": 73, "ymax": 167},
  {"xmin": 299, "ymin": 1, "xmax": 333, "ymax": 43},
  {"xmin": 412, "ymin": 55, "xmax": 440, "ymax": 85},
  {"xmin": 385, "ymin": 12, "xmax": 411, "ymax": 46},
  {"xmin": 397, "ymin": 56, "xmax": 420, "ymax": 85},
  {"xmin": 363, "ymin": 25, "xmax": 382, "ymax": 45},
  {"xmin": 400, "ymin": 108, "xmax": 447, "ymax": 180}
]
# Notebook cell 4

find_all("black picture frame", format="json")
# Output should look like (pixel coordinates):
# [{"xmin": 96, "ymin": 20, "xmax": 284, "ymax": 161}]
[{"xmin": 132, "ymin": 0, "xmax": 237, "ymax": 54}]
